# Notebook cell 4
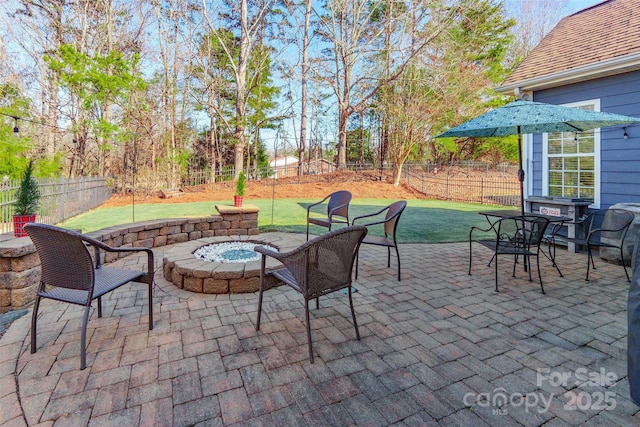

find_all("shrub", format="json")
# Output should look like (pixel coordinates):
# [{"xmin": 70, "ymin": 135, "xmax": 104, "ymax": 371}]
[
  {"xmin": 13, "ymin": 160, "xmax": 41, "ymax": 215},
  {"xmin": 235, "ymin": 171, "xmax": 246, "ymax": 197}
]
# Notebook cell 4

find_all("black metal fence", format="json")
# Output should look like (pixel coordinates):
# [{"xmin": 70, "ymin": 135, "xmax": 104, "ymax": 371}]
[
  {"xmin": 181, "ymin": 161, "xmax": 520, "ymax": 207},
  {"xmin": 401, "ymin": 165, "xmax": 520, "ymax": 207},
  {"xmin": 1, "ymin": 176, "xmax": 111, "ymax": 234}
]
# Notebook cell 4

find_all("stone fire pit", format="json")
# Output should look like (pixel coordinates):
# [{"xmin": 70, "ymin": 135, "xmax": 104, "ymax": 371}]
[{"xmin": 162, "ymin": 233, "xmax": 301, "ymax": 293}]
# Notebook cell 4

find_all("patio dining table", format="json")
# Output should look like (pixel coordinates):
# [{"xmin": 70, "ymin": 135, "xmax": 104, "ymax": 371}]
[{"xmin": 478, "ymin": 209, "xmax": 571, "ymax": 276}]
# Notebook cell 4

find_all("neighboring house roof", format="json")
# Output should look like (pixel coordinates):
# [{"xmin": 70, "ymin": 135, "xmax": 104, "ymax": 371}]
[
  {"xmin": 498, "ymin": 0, "xmax": 640, "ymax": 94},
  {"xmin": 308, "ymin": 159, "xmax": 334, "ymax": 165},
  {"xmin": 269, "ymin": 156, "xmax": 298, "ymax": 167}
]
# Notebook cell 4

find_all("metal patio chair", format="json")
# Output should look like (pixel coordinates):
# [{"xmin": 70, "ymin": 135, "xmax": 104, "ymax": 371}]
[
  {"xmin": 352, "ymin": 200, "xmax": 407, "ymax": 281},
  {"xmin": 25, "ymin": 223, "xmax": 154, "ymax": 370},
  {"xmin": 306, "ymin": 190, "xmax": 352, "ymax": 240},
  {"xmin": 543, "ymin": 210, "xmax": 596, "ymax": 277},
  {"xmin": 255, "ymin": 226, "xmax": 367, "ymax": 363},
  {"xmin": 550, "ymin": 208, "xmax": 634, "ymax": 281},
  {"xmin": 469, "ymin": 215, "xmax": 550, "ymax": 293}
]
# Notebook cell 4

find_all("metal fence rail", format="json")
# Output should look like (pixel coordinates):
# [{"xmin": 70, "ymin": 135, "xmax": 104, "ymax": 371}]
[
  {"xmin": 1, "ymin": 176, "xmax": 111, "ymax": 234},
  {"xmin": 402, "ymin": 166, "xmax": 519, "ymax": 207},
  {"xmin": 182, "ymin": 163, "xmax": 377, "ymax": 187},
  {"xmin": 182, "ymin": 162, "xmax": 520, "ymax": 207}
]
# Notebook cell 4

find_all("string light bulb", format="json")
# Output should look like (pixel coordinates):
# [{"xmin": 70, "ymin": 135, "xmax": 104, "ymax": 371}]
[
  {"xmin": 624, "ymin": 127, "xmax": 629, "ymax": 140},
  {"xmin": 13, "ymin": 117, "xmax": 19, "ymax": 134}
]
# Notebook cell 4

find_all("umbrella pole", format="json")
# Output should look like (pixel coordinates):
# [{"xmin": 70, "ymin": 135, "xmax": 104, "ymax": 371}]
[{"xmin": 517, "ymin": 127, "xmax": 525, "ymax": 215}]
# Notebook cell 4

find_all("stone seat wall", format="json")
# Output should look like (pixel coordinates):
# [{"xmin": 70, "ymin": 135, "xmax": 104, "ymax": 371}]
[{"xmin": 0, "ymin": 205, "xmax": 259, "ymax": 313}]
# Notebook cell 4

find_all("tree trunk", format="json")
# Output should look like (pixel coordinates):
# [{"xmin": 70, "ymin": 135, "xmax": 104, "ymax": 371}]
[
  {"xmin": 253, "ymin": 127, "xmax": 259, "ymax": 179},
  {"xmin": 337, "ymin": 108, "xmax": 349, "ymax": 168},
  {"xmin": 209, "ymin": 113, "xmax": 217, "ymax": 182},
  {"xmin": 233, "ymin": 0, "xmax": 251, "ymax": 179},
  {"xmin": 393, "ymin": 161, "xmax": 403, "ymax": 186},
  {"xmin": 298, "ymin": 0, "xmax": 312, "ymax": 176}
]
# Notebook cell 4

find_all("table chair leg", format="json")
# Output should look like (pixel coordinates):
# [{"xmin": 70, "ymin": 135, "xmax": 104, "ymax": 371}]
[
  {"xmin": 305, "ymin": 299, "xmax": 314, "ymax": 363},
  {"xmin": 80, "ymin": 306, "xmax": 91, "ymax": 370},
  {"xmin": 536, "ymin": 256, "xmax": 545, "ymax": 294}
]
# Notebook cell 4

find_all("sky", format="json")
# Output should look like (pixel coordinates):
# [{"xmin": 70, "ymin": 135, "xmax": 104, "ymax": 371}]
[{"xmin": 566, "ymin": 0, "xmax": 606, "ymax": 14}]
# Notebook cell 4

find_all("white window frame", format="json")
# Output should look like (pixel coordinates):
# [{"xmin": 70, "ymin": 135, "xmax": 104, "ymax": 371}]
[{"xmin": 542, "ymin": 99, "xmax": 601, "ymax": 208}]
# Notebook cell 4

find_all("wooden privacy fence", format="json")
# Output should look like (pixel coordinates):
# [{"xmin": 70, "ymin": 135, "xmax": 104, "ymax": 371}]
[
  {"xmin": 402, "ymin": 167, "xmax": 520, "ymax": 207},
  {"xmin": 0, "ymin": 176, "xmax": 111, "ymax": 234}
]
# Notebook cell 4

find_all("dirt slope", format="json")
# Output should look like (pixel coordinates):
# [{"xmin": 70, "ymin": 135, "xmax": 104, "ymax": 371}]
[{"xmin": 103, "ymin": 174, "xmax": 425, "ymax": 208}]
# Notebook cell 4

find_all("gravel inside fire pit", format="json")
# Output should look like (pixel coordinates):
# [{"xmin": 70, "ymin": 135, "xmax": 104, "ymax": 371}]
[{"xmin": 193, "ymin": 241, "xmax": 278, "ymax": 263}]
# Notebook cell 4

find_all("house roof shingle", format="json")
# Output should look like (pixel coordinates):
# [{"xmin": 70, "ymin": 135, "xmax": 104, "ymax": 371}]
[{"xmin": 500, "ymin": 0, "xmax": 640, "ymax": 90}]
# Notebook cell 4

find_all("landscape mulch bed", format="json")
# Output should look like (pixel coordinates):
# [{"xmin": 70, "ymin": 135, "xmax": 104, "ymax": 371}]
[{"xmin": 103, "ymin": 168, "xmax": 516, "ymax": 208}]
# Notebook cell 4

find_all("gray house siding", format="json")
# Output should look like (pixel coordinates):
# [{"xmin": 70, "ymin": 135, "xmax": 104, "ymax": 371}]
[{"xmin": 529, "ymin": 71, "xmax": 640, "ymax": 208}]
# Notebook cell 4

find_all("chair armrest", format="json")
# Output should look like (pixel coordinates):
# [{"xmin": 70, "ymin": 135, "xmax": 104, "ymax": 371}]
[
  {"xmin": 351, "ymin": 206, "xmax": 389, "ymax": 225},
  {"xmin": 255, "ymin": 239, "xmax": 317, "ymax": 262},
  {"xmin": 79, "ymin": 234, "xmax": 154, "ymax": 282},
  {"xmin": 590, "ymin": 222, "xmax": 630, "ymax": 235},
  {"xmin": 256, "ymin": 243, "xmax": 311, "ymax": 290},
  {"xmin": 586, "ymin": 223, "xmax": 629, "ymax": 245},
  {"xmin": 353, "ymin": 218, "xmax": 387, "ymax": 227},
  {"xmin": 470, "ymin": 223, "xmax": 498, "ymax": 239},
  {"xmin": 255, "ymin": 245, "xmax": 283, "ymax": 260},
  {"xmin": 306, "ymin": 194, "xmax": 332, "ymax": 213},
  {"xmin": 471, "ymin": 216, "xmax": 524, "ymax": 243},
  {"xmin": 544, "ymin": 221, "xmax": 565, "ymax": 240},
  {"xmin": 328, "ymin": 202, "xmax": 350, "ymax": 219}
]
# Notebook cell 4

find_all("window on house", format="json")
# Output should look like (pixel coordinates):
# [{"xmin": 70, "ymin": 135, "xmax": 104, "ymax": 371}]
[{"xmin": 543, "ymin": 101, "xmax": 599, "ymax": 202}]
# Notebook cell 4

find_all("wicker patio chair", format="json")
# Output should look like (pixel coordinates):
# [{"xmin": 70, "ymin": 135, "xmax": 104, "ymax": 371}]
[
  {"xmin": 469, "ymin": 215, "xmax": 550, "ymax": 293},
  {"xmin": 352, "ymin": 200, "xmax": 407, "ymax": 281},
  {"xmin": 306, "ymin": 190, "xmax": 352, "ymax": 240},
  {"xmin": 550, "ymin": 208, "xmax": 634, "ymax": 281},
  {"xmin": 25, "ymin": 223, "xmax": 154, "ymax": 370},
  {"xmin": 255, "ymin": 225, "xmax": 367, "ymax": 363}
]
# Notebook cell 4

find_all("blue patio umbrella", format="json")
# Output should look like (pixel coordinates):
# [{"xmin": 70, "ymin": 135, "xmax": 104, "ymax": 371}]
[{"xmin": 436, "ymin": 99, "xmax": 640, "ymax": 213}]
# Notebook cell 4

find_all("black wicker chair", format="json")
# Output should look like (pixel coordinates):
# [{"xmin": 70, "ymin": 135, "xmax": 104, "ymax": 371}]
[
  {"xmin": 25, "ymin": 223, "xmax": 154, "ymax": 370},
  {"xmin": 255, "ymin": 225, "xmax": 367, "ymax": 363},
  {"xmin": 469, "ymin": 215, "xmax": 550, "ymax": 293},
  {"xmin": 306, "ymin": 190, "xmax": 352, "ymax": 240},
  {"xmin": 352, "ymin": 200, "xmax": 407, "ymax": 281}
]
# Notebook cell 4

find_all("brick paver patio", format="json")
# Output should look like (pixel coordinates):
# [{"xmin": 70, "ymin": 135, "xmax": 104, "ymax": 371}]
[{"xmin": 1, "ymin": 232, "xmax": 639, "ymax": 426}]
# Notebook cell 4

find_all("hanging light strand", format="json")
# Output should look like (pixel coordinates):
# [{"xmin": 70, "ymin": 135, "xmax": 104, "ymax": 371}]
[{"xmin": 0, "ymin": 111, "xmax": 71, "ymax": 134}]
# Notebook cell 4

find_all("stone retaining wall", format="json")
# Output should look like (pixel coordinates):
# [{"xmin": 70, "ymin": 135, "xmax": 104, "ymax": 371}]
[{"xmin": 0, "ymin": 204, "xmax": 259, "ymax": 313}]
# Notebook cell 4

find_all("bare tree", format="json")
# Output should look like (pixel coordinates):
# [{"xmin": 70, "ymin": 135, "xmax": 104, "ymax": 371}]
[
  {"xmin": 297, "ymin": 0, "xmax": 313, "ymax": 175},
  {"xmin": 188, "ymin": 28, "xmax": 235, "ymax": 182},
  {"xmin": 376, "ymin": 0, "xmax": 516, "ymax": 183},
  {"xmin": 201, "ymin": 0, "xmax": 278, "ymax": 179},
  {"xmin": 314, "ymin": 0, "xmax": 457, "ymax": 169},
  {"xmin": 506, "ymin": 0, "xmax": 568, "ymax": 65},
  {"xmin": 381, "ymin": 70, "xmax": 433, "ymax": 185},
  {"xmin": 152, "ymin": 0, "xmax": 192, "ymax": 188}
]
